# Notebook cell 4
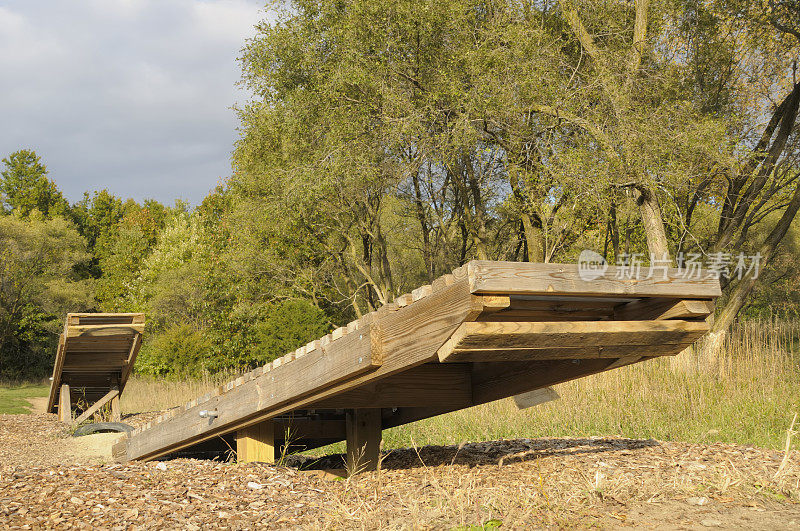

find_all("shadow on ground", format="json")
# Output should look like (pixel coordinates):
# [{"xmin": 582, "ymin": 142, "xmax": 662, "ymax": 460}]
[{"xmin": 290, "ymin": 437, "xmax": 661, "ymax": 471}]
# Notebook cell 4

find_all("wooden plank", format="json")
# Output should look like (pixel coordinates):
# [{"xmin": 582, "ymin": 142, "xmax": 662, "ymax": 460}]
[
  {"xmin": 47, "ymin": 336, "xmax": 67, "ymax": 413},
  {"xmin": 614, "ymin": 298, "xmax": 714, "ymax": 320},
  {"xmin": 62, "ymin": 337, "xmax": 135, "ymax": 351},
  {"xmin": 119, "ymin": 278, "xmax": 476, "ymax": 461},
  {"xmin": 471, "ymin": 359, "xmax": 630, "ymax": 405},
  {"xmin": 66, "ymin": 324, "xmax": 144, "ymax": 338},
  {"xmin": 467, "ymin": 261, "xmax": 722, "ymax": 298},
  {"xmin": 438, "ymin": 320, "xmax": 708, "ymax": 361},
  {"xmin": 119, "ymin": 334, "xmax": 142, "ymax": 391},
  {"xmin": 69, "ymin": 313, "xmax": 145, "ymax": 325},
  {"xmin": 237, "ymin": 421, "xmax": 274, "ymax": 463},
  {"xmin": 478, "ymin": 297, "xmax": 618, "ymax": 321},
  {"xmin": 605, "ymin": 354, "xmax": 642, "ymax": 370},
  {"xmin": 439, "ymin": 342, "xmax": 691, "ymax": 362},
  {"xmin": 111, "ymin": 394, "xmax": 121, "ymax": 423},
  {"xmin": 312, "ymin": 364, "xmax": 471, "ymax": 409},
  {"xmin": 273, "ymin": 418, "xmax": 346, "ymax": 441},
  {"xmin": 58, "ymin": 384, "xmax": 71, "ymax": 423},
  {"xmin": 513, "ymin": 387, "xmax": 560, "ymax": 409},
  {"xmin": 73, "ymin": 389, "xmax": 120, "ymax": 425},
  {"xmin": 123, "ymin": 321, "xmax": 384, "ymax": 461},
  {"xmin": 345, "ymin": 409, "xmax": 381, "ymax": 474}
]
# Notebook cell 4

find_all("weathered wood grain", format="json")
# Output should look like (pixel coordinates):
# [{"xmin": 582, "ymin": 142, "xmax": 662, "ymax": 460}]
[
  {"xmin": 312, "ymin": 363, "xmax": 471, "ymax": 409},
  {"xmin": 123, "ymin": 321, "xmax": 384, "ymax": 461},
  {"xmin": 437, "ymin": 320, "xmax": 708, "ymax": 362},
  {"xmin": 439, "ymin": 342, "xmax": 691, "ymax": 362},
  {"xmin": 614, "ymin": 298, "xmax": 714, "ymax": 320},
  {"xmin": 468, "ymin": 261, "xmax": 722, "ymax": 298},
  {"xmin": 120, "ymin": 278, "xmax": 476, "ymax": 461},
  {"xmin": 66, "ymin": 324, "xmax": 145, "ymax": 338}
]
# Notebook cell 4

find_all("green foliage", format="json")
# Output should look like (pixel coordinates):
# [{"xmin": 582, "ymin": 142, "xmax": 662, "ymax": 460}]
[
  {"xmin": 0, "ymin": 150, "xmax": 68, "ymax": 218},
  {"xmin": 250, "ymin": 300, "xmax": 330, "ymax": 364},
  {"xmin": 203, "ymin": 299, "xmax": 330, "ymax": 372},
  {"xmin": 3, "ymin": 0, "xmax": 800, "ymax": 379},
  {"xmin": 134, "ymin": 324, "xmax": 214, "ymax": 379},
  {"xmin": 0, "ymin": 214, "xmax": 94, "ymax": 379}
]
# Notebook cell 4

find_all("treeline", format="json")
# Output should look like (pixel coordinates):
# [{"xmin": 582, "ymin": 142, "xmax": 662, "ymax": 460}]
[{"xmin": 2, "ymin": 0, "xmax": 800, "ymax": 380}]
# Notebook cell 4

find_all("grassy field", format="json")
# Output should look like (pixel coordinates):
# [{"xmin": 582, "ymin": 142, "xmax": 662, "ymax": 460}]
[
  {"xmin": 120, "ymin": 318, "xmax": 800, "ymax": 451},
  {"xmin": 0, "ymin": 384, "xmax": 49, "ymax": 414}
]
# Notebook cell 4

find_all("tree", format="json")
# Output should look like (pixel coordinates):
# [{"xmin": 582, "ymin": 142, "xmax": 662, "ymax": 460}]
[
  {"xmin": 0, "ymin": 214, "xmax": 93, "ymax": 379},
  {"xmin": 0, "ymin": 150, "xmax": 68, "ymax": 218}
]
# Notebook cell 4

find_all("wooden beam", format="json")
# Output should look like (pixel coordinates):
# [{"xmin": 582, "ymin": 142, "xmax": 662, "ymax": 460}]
[
  {"xmin": 438, "ymin": 320, "xmax": 708, "ymax": 362},
  {"xmin": 119, "ymin": 279, "xmax": 476, "ymax": 462},
  {"xmin": 345, "ymin": 409, "xmax": 381, "ymax": 474},
  {"xmin": 465, "ymin": 294, "xmax": 510, "ymax": 320},
  {"xmin": 119, "ymin": 334, "xmax": 142, "ymax": 391},
  {"xmin": 73, "ymin": 388, "xmax": 120, "ymax": 426},
  {"xmin": 614, "ymin": 298, "xmax": 714, "ymax": 320},
  {"xmin": 605, "ymin": 354, "xmax": 642, "ymax": 370},
  {"xmin": 478, "ymin": 297, "xmax": 620, "ymax": 322},
  {"xmin": 47, "ymin": 336, "xmax": 67, "ymax": 413},
  {"xmin": 236, "ymin": 421, "xmax": 274, "ymax": 464},
  {"xmin": 471, "ymin": 359, "xmax": 632, "ymax": 405},
  {"xmin": 111, "ymin": 394, "xmax": 121, "ymax": 423},
  {"xmin": 513, "ymin": 387, "xmax": 560, "ymax": 409},
  {"xmin": 123, "ymin": 318, "xmax": 389, "ymax": 461},
  {"xmin": 66, "ymin": 324, "xmax": 144, "ymax": 338},
  {"xmin": 439, "ymin": 342, "xmax": 691, "ymax": 362},
  {"xmin": 58, "ymin": 384, "xmax": 71, "ymax": 423},
  {"xmin": 467, "ymin": 261, "xmax": 722, "ymax": 298},
  {"xmin": 312, "ymin": 364, "xmax": 471, "ymax": 409},
  {"xmin": 273, "ymin": 418, "xmax": 346, "ymax": 441}
]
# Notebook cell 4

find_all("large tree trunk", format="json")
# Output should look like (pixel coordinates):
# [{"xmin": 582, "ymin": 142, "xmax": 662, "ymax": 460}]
[
  {"xmin": 520, "ymin": 212, "xmax": 545, "ymax": 263},
  {"xmin": 635, "ymin": 185, "xmax": 671, "ymax": 260}
]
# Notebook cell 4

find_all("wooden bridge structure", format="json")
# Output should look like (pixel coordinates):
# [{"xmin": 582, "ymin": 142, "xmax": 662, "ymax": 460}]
[
  {"xmin": 47, "ymin": 313, "xmax": 145, "ymax": 425},
  {"xmin": 112, "ymin": 261, "xmax": 719, "ymax": 470}
]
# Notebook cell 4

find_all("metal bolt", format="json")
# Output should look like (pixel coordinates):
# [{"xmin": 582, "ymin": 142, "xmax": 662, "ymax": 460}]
[
  {"xmin": 358, "ymin": 357, "xmax": 363, "ymax": 363},
  {"xmin": 199, "ymin": 410, "xmax": 218, "ymax": 418}
]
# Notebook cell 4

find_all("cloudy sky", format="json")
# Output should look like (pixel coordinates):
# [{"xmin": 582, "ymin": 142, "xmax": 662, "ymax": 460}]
[{"xmin": 0, "ymin": 0, "xmax": 269, "ymax": 205}]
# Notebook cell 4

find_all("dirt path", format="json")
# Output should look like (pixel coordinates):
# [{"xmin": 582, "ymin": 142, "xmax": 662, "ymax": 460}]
[
  {"xmin": 1, "ymin": 413, "xmax": 798, "ymax": 528},
  {"xmin": 24, "ymin": 397, "xmax": 47, "ymax": 414}
]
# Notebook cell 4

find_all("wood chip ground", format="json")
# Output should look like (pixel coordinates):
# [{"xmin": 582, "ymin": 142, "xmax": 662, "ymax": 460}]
[{"xmin": 1, "ymin": 413, "xmax": 799, "ymax": 528}]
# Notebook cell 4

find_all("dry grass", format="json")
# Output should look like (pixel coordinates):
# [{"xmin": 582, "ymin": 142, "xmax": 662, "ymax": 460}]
[
  {"xmin": 121, "ymin": 318, "xmax": 800, "ymax": 452},
  {"xmin": 379, "ymin": 318, "xmax": 800, "ymax": 451},
  {"xmin": 120, "ymin": 371, "xmax": 239, "ymax": 414}
]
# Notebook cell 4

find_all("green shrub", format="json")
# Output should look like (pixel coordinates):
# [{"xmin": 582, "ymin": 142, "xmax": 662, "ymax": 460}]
[
  {"xmin": 250, "ymin": 299, "xmax": 330, "ymax": 364},
  {"xmin": 135, "ymin": 324, "xmax": 213, "ymax": 379},
  {"xmin": 135, "ymin": 300, "xmax": 329, "ymax": 378}
]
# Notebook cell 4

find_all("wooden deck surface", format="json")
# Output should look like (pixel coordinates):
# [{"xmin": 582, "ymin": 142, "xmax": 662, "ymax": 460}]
[
  {"xmin": 113, "ymin": 261, "xmax": 719, "ymax": 467},
  {"xmin": 47, "ymin": 313, "xmax": 145, "ymax": 418}
]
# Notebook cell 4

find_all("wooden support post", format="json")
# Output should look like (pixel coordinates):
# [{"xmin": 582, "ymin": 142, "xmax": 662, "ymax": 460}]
[
  {"xmin": 73, "ymin": 388, "xmax": 120, "ymax": 426},
  {"xmin": 58, "ymin": 384, "xmax": 71, "ymax": 423},
  {"xmin": 345, "ymin": 408, "xmax": 381, "ymax": 474},
  {"xmin": 111, "ymin": 394, "xmax": 121, "ymax": 422},
  {"xmin": 236, "ymin": 421, "xmax": 275, "ymax": 464}
]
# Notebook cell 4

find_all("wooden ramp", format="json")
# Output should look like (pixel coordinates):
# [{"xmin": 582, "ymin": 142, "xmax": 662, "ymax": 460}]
[
  {"xmin": 114, "ymin": 261, "xmax": 719, "ymax": 468},
  {"xmin": 47, "ymin": 313, "xmax": 145, "ymax": 424}
]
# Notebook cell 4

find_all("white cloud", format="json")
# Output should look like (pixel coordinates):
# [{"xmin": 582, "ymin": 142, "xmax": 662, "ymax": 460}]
[{"xmin": 0, "ymin": 0, "xmax": 270, "ymax": 204}]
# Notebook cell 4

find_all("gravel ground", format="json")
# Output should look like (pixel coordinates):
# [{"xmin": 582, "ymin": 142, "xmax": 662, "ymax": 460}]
[{"xmin": 1, "ymin": 413, "xmax": 799, "ymax": 529}]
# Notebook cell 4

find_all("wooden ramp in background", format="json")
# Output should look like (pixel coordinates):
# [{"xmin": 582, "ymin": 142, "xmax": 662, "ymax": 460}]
[
  {"xmin": 113, "ymin": 261, "xmax": 719, "ymax": 470},
  {"xmin": 47, "ymin": 313, "xmax": 145, "ymax": 424}
]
